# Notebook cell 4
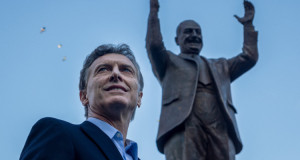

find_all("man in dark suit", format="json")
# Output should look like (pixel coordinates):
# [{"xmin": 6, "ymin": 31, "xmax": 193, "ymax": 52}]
[
  {"xmin": 146, "ymin": 0, "xmax": 258, "ymax": 159},
  {"xmin": 20, "ymin": 44, "xmax": 144, "ymax": 160}
]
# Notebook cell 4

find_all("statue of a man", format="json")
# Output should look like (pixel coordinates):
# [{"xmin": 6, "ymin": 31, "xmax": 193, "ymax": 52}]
[{"xmin": 146, "ymin": 0, "xmax": 258, "ymax": 159}]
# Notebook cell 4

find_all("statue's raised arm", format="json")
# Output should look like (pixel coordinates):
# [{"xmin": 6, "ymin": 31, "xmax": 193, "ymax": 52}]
[
  {"xmin": 146, "ymin": 0, "xmax": 163, "ymax": 52},
  {"xmin": 228, "ymin": 0, "xmax": 258, "ymax": 81},
  {"xmin": 234, "ymin": 0, "xmax": 255, "ymax": 29},
  {"xmin": 146, "ymin": 0, "xmax": 168, "ymax": 81}
]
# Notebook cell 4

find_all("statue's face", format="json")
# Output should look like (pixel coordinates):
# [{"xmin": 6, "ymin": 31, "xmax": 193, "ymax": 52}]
[{"xmin": 176, "ymin": 21, "xmax": 203, "ymax": 54}]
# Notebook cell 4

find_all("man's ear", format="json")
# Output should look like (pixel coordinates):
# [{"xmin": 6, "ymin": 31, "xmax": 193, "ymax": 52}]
[
  {"xmin": 80, "ymin": 90, "xmax": 89, "ymax": 106},
  {"xmin": 137, "ymin": 91, "xmax": 143, "ymax": 108},
  {"xmin": 175, "ymin": 37, "xmax": 179, "ymax": 45}
]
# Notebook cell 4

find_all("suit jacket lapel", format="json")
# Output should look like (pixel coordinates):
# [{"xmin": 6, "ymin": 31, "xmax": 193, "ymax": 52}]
[
  {"xmin": 179, "ymin": 53, "xmax": 199, "ymax": 64},
  {"xmin": 179, "ymin": 54, "xmax": 226, "ymax": 105},
  {"xmin": 201, "ymin": 57, "xmax": 226, "ymax": 106},
  {"xmin": 179, "ymin": 53, "xmax": 200, "ymax": 77},
  {"xmin": 80, "ymin": 121, "xmax": 123, "ymax": 160}
]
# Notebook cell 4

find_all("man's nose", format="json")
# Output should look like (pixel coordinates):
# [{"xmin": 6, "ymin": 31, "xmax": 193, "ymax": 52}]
[
  {"xmin": 192, "ymin": 30, "xmax": 202, "ymax": 40},
  {"xmin": 192, "ymin": 30, "xmax": 197, "ymax": 35},
  {"xmin": 109, "ymin": 67, "xmax": 123, "ymax": 82},
  {"xmin": 192, "ymin": 30, "xmax": 199, "ymax": 36}
]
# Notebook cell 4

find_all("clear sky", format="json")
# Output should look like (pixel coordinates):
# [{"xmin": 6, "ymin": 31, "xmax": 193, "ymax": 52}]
[{"xmin": 1, "ymin": 0, "xmax": 300, "ymax": 159}]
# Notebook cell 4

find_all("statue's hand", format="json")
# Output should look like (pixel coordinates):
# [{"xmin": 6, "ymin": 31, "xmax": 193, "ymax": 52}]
[
  {"xmin": 150, "ymin": 0, "xmax": 159, "ymax": 11},
  {"xmin": 234, "ymin": 0, "xmax": 255, "ymax": 25}
]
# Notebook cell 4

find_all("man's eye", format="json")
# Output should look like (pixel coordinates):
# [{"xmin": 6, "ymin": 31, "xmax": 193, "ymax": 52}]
[
  {"xmin": 184, "ymin": 29, "xmax": 192, "ymax": 34},
  {"xmin": 122, "ymin": 68, "xmax": 133, "ymax": 73},
  {"xmin": 98, "ymin": 67, "xmax": 108, "ymax": 72}
]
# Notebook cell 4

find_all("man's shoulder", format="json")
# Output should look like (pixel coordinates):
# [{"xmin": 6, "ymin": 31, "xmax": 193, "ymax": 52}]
[
  {"xmin": 173, "ymin": 54, "xmax": 227, "ymax": 64},
  {"xmin": 201, "ymin": 56, "xmax": 226, "ymax": 61},
  {"xmin": 20, "ymin": 117, "xmax": 78, "ymax": 159},
  {"xmin": 201, "ymin": 56, "xmax": 228, "ymax": 65},
  {"xmin": 35, "ymin": 117, "xmax": 73, "ymax": 125},
  {"xmin": 32, "ymin": 117, "xmax": 76, "ymax": 131},
  {"xmin": 165, "ymin": 50, "xmax": 176, "ymax": 57}
]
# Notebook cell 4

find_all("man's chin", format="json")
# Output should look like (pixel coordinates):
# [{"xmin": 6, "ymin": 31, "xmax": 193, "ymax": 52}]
[
  {"xmin": 185, "ymin": 44, "xmax": 202, "ymax": 53},
  {"xmin": 107, "ymin": 97, "xmax": 127, "ymax": 106},
  {"xmin": 188, "ymin": 47, "xmax": 201, "ymax": 54}
]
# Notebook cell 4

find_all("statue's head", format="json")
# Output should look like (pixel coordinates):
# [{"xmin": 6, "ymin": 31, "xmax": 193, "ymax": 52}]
[{"xmin": 175, "ymin": 20, "xmax": 203, "ymax": 55}]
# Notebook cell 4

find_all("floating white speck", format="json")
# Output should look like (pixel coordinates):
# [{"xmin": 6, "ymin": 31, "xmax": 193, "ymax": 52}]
[
  {"xmin": 40, "ymin": 27, "xmax": 46, "ymax": 33},
  {"xmin": 62, "ymin": 56, "xmax": 67, "ymax": 62},
  {"xmin": 57, "ymin": 44, "xmax": 62, "ymax": 48}
]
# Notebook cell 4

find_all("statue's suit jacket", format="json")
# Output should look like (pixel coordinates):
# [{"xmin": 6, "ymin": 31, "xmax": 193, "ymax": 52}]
[
  {"xmin": 20, "ymin": 117, "xmax": 125, "ymax": 160},
  {"xmin": 146, "ymin": 29, "xmax": 258, "ymax": 154}
]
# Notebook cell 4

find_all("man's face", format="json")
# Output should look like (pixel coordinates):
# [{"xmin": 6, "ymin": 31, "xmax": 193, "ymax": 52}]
[
  {"xmin": 176, "ymin": 21, "xmax": 203, "ymax": 54},
  {"xmin": 81, "ymin": 53, "xmax": 142, "ymax": 119}
]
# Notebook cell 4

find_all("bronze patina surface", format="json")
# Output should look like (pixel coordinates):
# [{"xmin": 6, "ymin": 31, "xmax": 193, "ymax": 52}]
[{"xmin": 146, "ymin": 0, "xmax": 258, "ymax": 159}]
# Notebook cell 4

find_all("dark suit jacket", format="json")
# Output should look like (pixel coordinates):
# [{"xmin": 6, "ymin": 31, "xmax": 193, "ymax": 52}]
[
  {"xmin": 20, "ymin": 117, "xmax": 125, "ymax": 160},
  {"xmin": 146, "ymin": 12, "xmax": 258, "ymax": 154}
]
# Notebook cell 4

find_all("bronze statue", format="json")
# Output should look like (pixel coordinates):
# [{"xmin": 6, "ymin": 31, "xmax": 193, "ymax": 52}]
[{"xmin": 146, "ymin": 0, "xmax": 258, "ymax": 159}]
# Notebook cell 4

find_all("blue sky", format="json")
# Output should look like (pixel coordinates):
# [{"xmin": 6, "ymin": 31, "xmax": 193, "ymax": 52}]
[{"xmin": 1, "ymin": 0, "xmax": 300, "ymax": 159}]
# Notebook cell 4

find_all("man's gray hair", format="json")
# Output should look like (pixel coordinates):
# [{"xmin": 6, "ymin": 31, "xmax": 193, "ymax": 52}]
[{"xmin": 79, "ymin": 44, "xmax": 144, "ymax": 118}]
